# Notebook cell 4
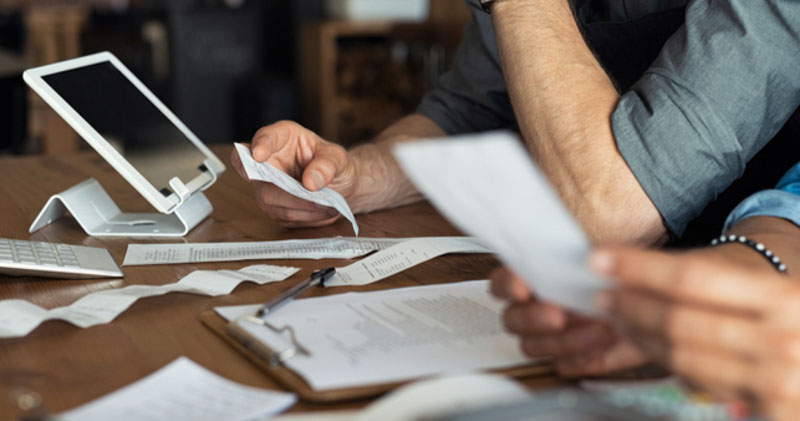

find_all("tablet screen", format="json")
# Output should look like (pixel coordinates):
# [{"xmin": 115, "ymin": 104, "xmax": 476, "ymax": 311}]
[{"xmin": 43, "ymin": 61, "xmax": 209, "ymax": 196}]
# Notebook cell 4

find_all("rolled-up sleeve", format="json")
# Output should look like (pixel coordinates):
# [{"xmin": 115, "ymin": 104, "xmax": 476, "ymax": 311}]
[
  {"xmin": 612, "ymin": 0, "xmax": 800, "ymax": 236},
  {"xmin": 417, "ymin": 1, "xmax": 517, "ymax": 134},
  {"xmin": 723, "ymin": 162, "xmax": 800, "ymax": 232}
]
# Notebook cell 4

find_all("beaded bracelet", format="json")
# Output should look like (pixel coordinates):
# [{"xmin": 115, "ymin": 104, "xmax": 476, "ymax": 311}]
[{"xmin": 711, "ymin": 234, "xmax": 787, "ymax": 274}]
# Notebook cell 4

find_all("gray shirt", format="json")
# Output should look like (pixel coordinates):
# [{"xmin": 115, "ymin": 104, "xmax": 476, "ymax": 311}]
[{"xmin": 417, "ymin": 0, "xmax": 800, "ymax": 236}]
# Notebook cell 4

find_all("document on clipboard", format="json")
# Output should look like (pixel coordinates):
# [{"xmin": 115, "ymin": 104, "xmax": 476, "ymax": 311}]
[{"xmin": 208, "ymin": 280, "xmax": 546, "ymax": 400}]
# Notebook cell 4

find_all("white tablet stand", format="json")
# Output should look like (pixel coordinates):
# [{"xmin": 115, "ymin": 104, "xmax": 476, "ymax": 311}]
[{"xmin": 29, "ymin": 166, "xmax": 217, "ymax": 238}]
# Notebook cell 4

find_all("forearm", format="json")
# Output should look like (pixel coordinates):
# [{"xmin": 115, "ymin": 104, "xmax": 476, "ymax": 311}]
[
  {"xmin": 347, "ymin": 114, "xmax": 446, "ymax": 213},
  {"xmin": 492, "ymin": 0, "xmax": 667, "ymax": 245}
]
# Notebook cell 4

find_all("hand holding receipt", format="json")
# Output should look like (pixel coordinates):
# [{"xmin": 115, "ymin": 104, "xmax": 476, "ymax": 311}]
[{"xmin": 234, "ymin": 143, "xmax": 359, "ymax": 235}]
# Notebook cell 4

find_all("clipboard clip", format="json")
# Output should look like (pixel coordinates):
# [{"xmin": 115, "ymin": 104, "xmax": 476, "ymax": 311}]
[
  {"xmin": 227, "ymin": 315, "xmax": 311, "ymax": 368},
  {"xmin": 225, "ymin": 268, "xmax": 335, "ymax": 367}
]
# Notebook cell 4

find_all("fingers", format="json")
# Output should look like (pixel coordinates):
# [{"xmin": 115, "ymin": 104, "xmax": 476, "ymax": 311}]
[
  {"xmin": 237, "ymin": 121, "xmax": 356, "ymax": 228},
  {"xmin": 519, "ymin": 320, "xmax": 615, "ymax": 359},
  {"xmin": 516, "ymin": 320, "xmax": 649, "ymax": 378},
  {"xmin": 554, "ymin": 339, "xmax": 649, "ymax": 377},
  {"xmin": 253, "ymin": 183, "xmax": 340, "ymax": 225},
  {"xmin": 766, "ymin": 398, "xmax": 800, "ymax": 421},
  {"xmin": 756, "ymin": 361, "xmax": 800, "ymax": 401},
  {"xmin": 248, "ymin": 121, "xmax": 356, "ymax": 198},
  {"xmin": 275, "ymin": 215, "xmax": 341, "ymax": 229},
  {"xmin": 489, "ymin": 265, "xmax": 630, "ymax": 375},
  {"xmin": 250, "ymin": 121, "xmax": 318, "ymax": 176},
  {"xmin": 503, "ymin": 301, "xmax": 567, "ymax": 334},
  {"xmin": 255, "ymin": 183, "xmax": 329, "ymax": 213},
  {"xmin": 594, "ymin": 249, "xmax": 800, "ymax": 415},
  {"xmin": 302, "ymin": 143, "xmax": 350, "ymax": 191},
  {"xmin": 669, "ymin": 344, "xmax": 753, "ymax": 399},
  {"xmin": 670, "ymin": 345, "xmax": 800, "ymax": 420},
  {"xmin": 591, "ymin": 247, "xmax": 689, "ymax": 294},
  {"xmin": 665, "ymin": 341, "xmax": 800, "ymax": 403},
  {"xmin": 489, "ymin": 267, "xmax": 533, "ymax": 303},
  {"xmin": 593, "ymin": 248, "xmax": 781, "ymax": 313},
  {"xmin": 613, "ymin": 289, "xmax": 765, "ymax": 358},
  {"xmin": 263, "ymin": 206, "xmax": 340, "ymax": 226}
]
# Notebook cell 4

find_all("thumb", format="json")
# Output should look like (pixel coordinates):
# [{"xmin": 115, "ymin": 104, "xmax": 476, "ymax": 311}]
[{"xmin": 302, "ymin": 144, "xmax": 347, "ymax": 191}]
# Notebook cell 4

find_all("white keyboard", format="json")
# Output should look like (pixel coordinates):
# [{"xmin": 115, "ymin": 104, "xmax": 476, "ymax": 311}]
[{"xmin": 0, "ymin": 239, "xmax": 123, "ymax": 279}]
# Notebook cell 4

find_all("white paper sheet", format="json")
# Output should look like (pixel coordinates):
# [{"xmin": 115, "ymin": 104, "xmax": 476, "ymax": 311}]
[
  {"xmin": 353, "ymin": 372, "xmax": 531, "ymax": 421},
  {"xmin": 235, "ymin": 143, "xmax": 359, "ymax": 235},
  {"xmin": 393, "ymin": 132, "xmax": 608, "ymax": 315},
  {"xmin": 216, "ymin": 280, "xmax": 534, "ymax": 391},
  {"xmin": 60, "ymin": 357, "xmax": 296, "ymax": 421},
  {"xmin": 0, "ymin": 264, "xmax": 299, "ymax": 338},
  {"xmin": 326, "ymin": 236, "xmax": 491, "ymax": 287},
  {"xmin": 270, "ymin": 372, "xmax": 530, "ymax": 421}
]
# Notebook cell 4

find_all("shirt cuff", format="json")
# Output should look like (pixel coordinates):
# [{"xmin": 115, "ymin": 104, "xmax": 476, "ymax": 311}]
[{"xmin": 722, "ymin": 189, "xmax": 800, "ymax": 233}]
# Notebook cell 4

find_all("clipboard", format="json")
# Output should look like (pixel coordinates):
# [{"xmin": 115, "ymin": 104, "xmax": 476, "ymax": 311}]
[{"xmin": 200, "ymin": 310, "xmax": 555, "ymax": 403}]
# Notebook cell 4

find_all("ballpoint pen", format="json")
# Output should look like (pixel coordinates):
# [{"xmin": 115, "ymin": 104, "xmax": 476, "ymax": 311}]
[{"xmin": 256, "ymin": 267, "xmax": 336, "ymax": 318}]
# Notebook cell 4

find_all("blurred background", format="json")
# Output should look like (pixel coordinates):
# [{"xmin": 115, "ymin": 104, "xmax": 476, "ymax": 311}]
[{"xmin": 0, "ymin": 0, "xmax": 470, "ymax": 156}]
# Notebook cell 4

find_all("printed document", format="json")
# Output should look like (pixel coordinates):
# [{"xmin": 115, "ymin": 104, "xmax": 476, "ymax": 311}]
[
  {"xmin": 216, "ymin": 280, "xmax": 534, "ymax": 391},
  {"xmin": 60, "ymin": 357, "xmax": 296, "ymax": 421},
  {"xmin": 235, "ymin": 143, "xmax": 359, "ymax": 235},
  {"xmin": 0, "ymin": 264, "xmax": 299, "ymax": 338},
  {"xmin": 393, "ymin": 132, "xmax": 607, "ymax": 314}
]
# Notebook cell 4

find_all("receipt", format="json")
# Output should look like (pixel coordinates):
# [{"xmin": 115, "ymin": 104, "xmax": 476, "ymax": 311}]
[
  {"xmin": 235, "ymin": 143, "xmax": 359, "ymax": 235},
  {"xmin": 124, "ymin": 237, "xmax": 404, "ymax": 266},
  {"xmin": 0, "ymin": 264, "xmax": 299, "ymax": 338},
  {"xmin": 393, "ymin": 132, "xmax": 608, "ymax": 315},
  {"xmin": 327, "ymin": 237, "xmax": 492, "ymax": 287},
  {"xmin": 123, "ymin": 236, "xmax": 483, "ymax": 266}
]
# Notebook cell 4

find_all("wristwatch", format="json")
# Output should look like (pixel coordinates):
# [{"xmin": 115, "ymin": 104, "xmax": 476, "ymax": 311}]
[{"xmin": 479, "ymin": 0, "xmax": 498, "ymax": 13}]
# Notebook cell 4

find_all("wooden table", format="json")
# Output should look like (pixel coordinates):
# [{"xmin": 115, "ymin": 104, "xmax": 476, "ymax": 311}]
[{"xmin": 0, "ymin": 145, "xmax": 560, "ymax": 418}]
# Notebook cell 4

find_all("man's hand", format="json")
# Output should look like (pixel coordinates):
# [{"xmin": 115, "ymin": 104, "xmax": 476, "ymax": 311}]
[
  {"xmin": 231, "ymin": 115, "xmax": 446, "ymax": 228},
  {"xmin": 230, "ymin": 120, "xmax": 359, "ymax": 228},
  {"xmin": 595, "ymin": 247, "xmax": 800, "ymax": 421},
  {"xmin": 489, "ymin": 267, "xmax": 648, "ymax": 377}
]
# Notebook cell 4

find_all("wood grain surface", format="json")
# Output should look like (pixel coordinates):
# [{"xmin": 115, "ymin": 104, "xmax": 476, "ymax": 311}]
[{"xmin": 0, "ymin": 145, "xmax": 562, "ymax": 418}]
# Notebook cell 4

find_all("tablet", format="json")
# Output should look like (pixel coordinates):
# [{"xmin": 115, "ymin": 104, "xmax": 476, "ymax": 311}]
[{"xmin": 23, "ymin": 51, "xmax": 225, "ymax": 214}]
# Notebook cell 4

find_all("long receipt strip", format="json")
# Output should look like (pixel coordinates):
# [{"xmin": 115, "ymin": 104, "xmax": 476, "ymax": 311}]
[
  {"xmin": 122, "ymin": 236, "xmax": 486, "ymax": 266},
  {"xmin": 60, "ymin": 357, "xmax": 296, "ymax": 421},
  {"xmin": 0, "ymin": 264, "xmax": 299, "ymax": 338},
  {"xmin": 216, "ymin": 280, "xmax": 533, "ymax": 391},
  {"xmin": 235, "ymin": 143, "xmax": 359, "ymax": 235},
  {"xmin": 326, "ymin": 236, "xmax": 491, "ymax": 287},
  {"xmin": 393, "ymin": 132, "xmax": 607, "ymax": 314}
]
